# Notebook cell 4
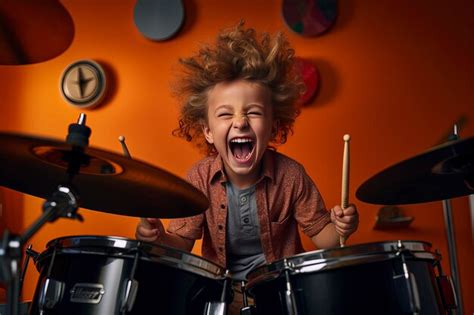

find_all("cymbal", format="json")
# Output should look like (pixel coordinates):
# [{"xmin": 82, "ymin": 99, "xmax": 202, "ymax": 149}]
[
  {"xmin": 0, "ymin": 132, "xmax": 209, "ymax": 218},
  {"xmin": 0, "ymin": 1, "xmax": 74, "ymax": 65},
  {"xmin": 356, "ymin": 137, "xmax": 474, "ymax": 205}
]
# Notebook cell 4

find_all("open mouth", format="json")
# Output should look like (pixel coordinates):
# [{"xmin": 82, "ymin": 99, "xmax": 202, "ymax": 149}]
[{"xmin": 229, "ymin": 137, "xmax": 254, "ymax": 162}]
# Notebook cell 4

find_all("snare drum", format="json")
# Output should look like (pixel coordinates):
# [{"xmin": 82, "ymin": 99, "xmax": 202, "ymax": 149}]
[
  {"xmin": 30, "ymin": 235, "xmax": 226, "ymax": 314},
  {"xmin": 247, "ymin": 241, "xmax": 453, "ymax": 315}
]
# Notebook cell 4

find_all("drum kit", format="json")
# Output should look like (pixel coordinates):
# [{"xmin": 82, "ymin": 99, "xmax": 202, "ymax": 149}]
[{"xmin": 0, "ymin": 114, "xmax": 472, "ymax": 314}]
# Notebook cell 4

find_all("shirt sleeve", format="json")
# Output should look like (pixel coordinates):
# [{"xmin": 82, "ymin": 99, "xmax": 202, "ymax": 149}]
[
  {"xmin": 292, "ymin": 165, "xmax": 332, "ymax": 238},
  {"xmin": 166, "ymin": 165, "xmax": 206, "ymax": 240},
  {"xmin": 167, "ymin": 214, "xmax": 204, "ymax": 240}
]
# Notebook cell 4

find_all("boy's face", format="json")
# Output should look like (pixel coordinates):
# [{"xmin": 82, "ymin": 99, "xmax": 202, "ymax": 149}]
[{"xmin": 203, "ymin": 80, "xmax": 276, "ymax": 188}]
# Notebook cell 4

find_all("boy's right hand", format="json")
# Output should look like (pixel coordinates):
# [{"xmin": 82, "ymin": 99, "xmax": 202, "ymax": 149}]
[{"xmin": 135, "ymin": 218, "xmax": 165, "ymax": 243}]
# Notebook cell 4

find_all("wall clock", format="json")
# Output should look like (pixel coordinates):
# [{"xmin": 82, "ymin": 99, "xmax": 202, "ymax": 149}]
[{"xmin": 60, "ymin": 59, "xmax": 107, "ymax": 109}]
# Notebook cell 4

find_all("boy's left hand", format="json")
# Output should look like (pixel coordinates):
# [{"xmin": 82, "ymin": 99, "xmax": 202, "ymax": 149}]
[{"xmin": 330, "ymin": 204, "xmax": 359, "ymax": 237}]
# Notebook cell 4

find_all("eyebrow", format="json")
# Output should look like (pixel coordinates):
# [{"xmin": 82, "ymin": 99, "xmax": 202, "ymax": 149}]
[
  {"xmin": 245, "ymin": 103, "xmax": 265, "ymax": 109},
  {"xmin": 213, "ymin": 104, "xmax": 234, "ymax": 112}
]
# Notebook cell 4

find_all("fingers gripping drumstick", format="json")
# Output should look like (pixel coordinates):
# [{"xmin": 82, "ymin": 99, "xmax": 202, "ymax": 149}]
[{"xmin": 340, "ymin": 134, "xmax": 351, "ymax": 247}]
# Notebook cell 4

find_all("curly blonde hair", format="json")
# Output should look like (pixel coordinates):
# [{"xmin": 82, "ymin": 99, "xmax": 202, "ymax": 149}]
[{"xmin": 172, "ymin": 22, "xmax": 304, "ymax": 155}]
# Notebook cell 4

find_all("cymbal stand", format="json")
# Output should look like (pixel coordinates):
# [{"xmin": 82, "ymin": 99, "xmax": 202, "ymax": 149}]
[
  {"xmin": 442, "ymin": 126, "xmax": 464, "ymax": 315},
  {"xmin": 0, "ymin": 113, "xmax": 91, "ymax": 315},
  {"xmin": 442, "ymin": 199, "xmax": 463, "ymax": 315}
]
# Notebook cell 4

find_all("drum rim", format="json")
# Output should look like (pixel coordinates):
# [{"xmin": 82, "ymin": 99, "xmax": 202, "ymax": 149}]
[
  {"xmin": 246, "ymin": 240, "xmax": 439, "ymax": 288},
  {"xmin": 36, "ymin": 235, "xmax": 226, "ymax": 280}
]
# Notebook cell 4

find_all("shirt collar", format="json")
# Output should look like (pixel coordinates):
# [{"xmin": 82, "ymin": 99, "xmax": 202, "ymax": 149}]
[{"xmin": 208, "ymin": 149, "xmax": 276, "ymax": 185}]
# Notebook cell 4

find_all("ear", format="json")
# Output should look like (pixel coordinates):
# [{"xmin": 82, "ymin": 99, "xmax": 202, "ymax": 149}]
[{"xmin": 202, "ymin": 125, "xmax": 214, "ymax": 144}]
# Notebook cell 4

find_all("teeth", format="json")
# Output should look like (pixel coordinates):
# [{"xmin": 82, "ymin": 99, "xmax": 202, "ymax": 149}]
[{"xmin": 230, "ymin": 138, "xmax": 253, "ymax": 143}]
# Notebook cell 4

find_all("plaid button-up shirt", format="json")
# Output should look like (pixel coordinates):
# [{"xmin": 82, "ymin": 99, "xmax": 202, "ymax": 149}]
[{"xmin": 167, "ymin": 149, "xmax": 331, "ymax": 267}]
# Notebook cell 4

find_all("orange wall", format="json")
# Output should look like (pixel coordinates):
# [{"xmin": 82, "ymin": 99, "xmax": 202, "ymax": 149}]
[{"xmin": 1, "ymin": 0, "xmax": 473, "ymax": 312}]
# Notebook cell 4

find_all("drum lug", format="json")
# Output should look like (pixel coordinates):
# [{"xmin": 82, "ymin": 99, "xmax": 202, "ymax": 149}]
[
  {"xmin": 38, "ymin": 278, "xmax": 65, "ymax": 310},
  {"xmin": 240, "ymin": 280, "xmax": 256, "ymax": 315},
  {"xmin": 120, "ymin": 250, "xmax": 141, "ymax": 313},
  {"xmin": 393, "ymin": 242, "xmax": 421, "ymax": 314},
  {"xmin": 121, "ymin": 279, "xmax": 139, "ymax": 313},
  {"xmin": 203, "ymin": 301, "xmax": 227, "ymax": 315},
  {"xmin": 282, "ymin": 259, "xmax": 298, "ymax": 315},
  {"xmin": 203, "ymin": 270, "xmax": 231, "ymax": 315},
  {"xmin": 436, "ymin": 275, "xmax": 457, "ymax": 310},
  {"xmin": 240, "ymin": 305, "xmax": 256, "ymax": 315},
  {"xmin": 434, "ymin": 254, "xmax": 458, "ymax": 310}
]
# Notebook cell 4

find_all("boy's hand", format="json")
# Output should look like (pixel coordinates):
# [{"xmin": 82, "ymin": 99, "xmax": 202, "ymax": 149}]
[
  {"xmin": 330, "ymin": 204, "xmax": 359, "ymax": 238},
  {"xmin": 135, "ymin": 218, "xmax": 165, "ymax": 243}
]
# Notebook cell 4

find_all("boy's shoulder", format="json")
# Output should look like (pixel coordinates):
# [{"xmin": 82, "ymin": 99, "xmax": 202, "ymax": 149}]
[
  {"xmin": 186, "ymin": 154, "xmax": 221, "ymax": 182},
  {"xmin": 189, "ymin": 155, "xmax": 219, "ymax": 171},
  {"xmin": 266, "ymin": 149, "xmax": 306, "ymax": 175},
  {"xmin": 266, "ymin": 150, "xmax": 303, "ymax": 167}
]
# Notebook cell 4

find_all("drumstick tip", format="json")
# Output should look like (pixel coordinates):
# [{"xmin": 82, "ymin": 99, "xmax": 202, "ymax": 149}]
[
  {"xmin": 118, "ymin": 135, "xmax": 125, "ymax": 142},
  {"xmin": 343, "ymin": 134, "xmax": 351, "ymax": 142}
]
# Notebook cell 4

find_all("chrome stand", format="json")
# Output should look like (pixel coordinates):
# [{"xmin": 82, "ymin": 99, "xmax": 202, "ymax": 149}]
[{"xmin": 442, "ymin": 199, "xmax": 463, "ymax": 315}]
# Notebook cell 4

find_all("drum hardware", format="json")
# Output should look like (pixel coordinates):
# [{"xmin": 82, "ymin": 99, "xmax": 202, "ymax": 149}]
[
  {"xmin": 0, "ymin": 113, "xmax": 211, "ymax": 313},
  {"xmin": 1, "ymin": 179, "xmax": 84, "ymax": 315},
  {"xmin": 240, "ymin": 281, "xmax": 255, "ymax": 315},
  {"xmin": 116, "ymin": 135, "xmax": 140, "ymax": 314},
  {"xmin": 38, "ymin": 244, "xmax": 65, "ymax": 312},
  {"xmin": 392, "ymin": 241, "xmax": 421, "ymax": 314},
  {"xmin": 441, "ymin": 197, "xmax": 463, "ymax": 315},
  {"xmin": 247, "ymin": 241, "xmax": 446, "ymax": 314},
  {"xmin": 282, "ymin": 259, "xmax": 298, "ymax": 315},
  {"xmin": 204, "ymin": 270, "xmax": 231, "ymax": 315},
  {"xmin": 30, "ymin": 236, "xmax": 226, "ymax": 314},
  {"xmin": 356, "ymin": 128, "xmax": 473, "ymax": 314},
  {"xmin": 441, "ymin": 127, "xmax": 463, "ymax": 314},
  {"xmin": 433, "ymin": 250, "xmax": 458, "ymax": 311},
  {"xmin": 0, "ymin": 231, "xmax": 21, "ymax": 315},
  {"xmin": 18, "ymin": 244, "xmax": 34, "ymax": 299},
  {"xmin": 24, "ymin": 115, "xmax": 92, "ymax": 313},
  {"xmin": 120, "ymin": 249, "xmax": 140, "ymax": 313}
]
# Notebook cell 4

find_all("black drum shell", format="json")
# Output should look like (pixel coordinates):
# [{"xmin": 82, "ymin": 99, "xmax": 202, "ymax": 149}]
[
  {"xmin": 30, "ymin": 236, "xmax": 225, "ymax": 315},
  {"xmin": 247, "ymin": 241, "xmax": 445, "ymax": 315}
]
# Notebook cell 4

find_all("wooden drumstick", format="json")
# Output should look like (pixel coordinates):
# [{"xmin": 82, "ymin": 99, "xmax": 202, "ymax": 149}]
[{"xmin": 340, "ymin": 134, "xmax": 351, "ymax": 247}]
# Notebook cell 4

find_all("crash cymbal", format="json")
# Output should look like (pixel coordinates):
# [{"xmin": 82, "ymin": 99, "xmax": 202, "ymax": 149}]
[
  {"xmin": 0, "ymin": 132, "xmax": 208, "ymax": 218},
  {"xmin": 356, "ymin": 137, "xmax": 474, "ymax": 205}
]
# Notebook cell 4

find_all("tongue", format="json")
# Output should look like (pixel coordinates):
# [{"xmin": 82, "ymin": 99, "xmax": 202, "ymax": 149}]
[{"xmin": 234, "ymin": 143, "xmax": 252, "ymax": 159}]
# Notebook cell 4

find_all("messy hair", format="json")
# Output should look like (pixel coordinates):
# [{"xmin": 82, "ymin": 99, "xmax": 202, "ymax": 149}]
[{"xmin": 172, "ymin": 21, "xmax": 304, "ymax": 155}]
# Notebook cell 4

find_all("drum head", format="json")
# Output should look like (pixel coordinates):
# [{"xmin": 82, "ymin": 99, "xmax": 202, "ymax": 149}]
[
  {"xmin": 36, "ymin": 235, "xmax": 225, "ymax": 280},
  {"xmin": 247, "ymin": 240, "xmax": 439, "ymax": 286}
]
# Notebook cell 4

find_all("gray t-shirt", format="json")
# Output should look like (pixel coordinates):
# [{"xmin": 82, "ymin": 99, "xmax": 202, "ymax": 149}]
[{"xmin": 226, "ymin": 182, "xmax": 266, "ymax": 281}]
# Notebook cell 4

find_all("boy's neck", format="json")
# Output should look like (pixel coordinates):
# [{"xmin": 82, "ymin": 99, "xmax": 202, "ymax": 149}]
[{"xmin": 224, "ymin": 164, "xmax": 262, "ymax": 190}]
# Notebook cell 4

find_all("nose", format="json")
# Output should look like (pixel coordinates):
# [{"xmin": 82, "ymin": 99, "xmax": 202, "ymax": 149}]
[{"xmin": 233, "ymin": 115, "xmax": 249, "ymax": 129}]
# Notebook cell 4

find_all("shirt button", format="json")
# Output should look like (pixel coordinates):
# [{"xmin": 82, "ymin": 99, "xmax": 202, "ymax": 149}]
[
  {"xmin": 240, "ymin": 196, "xmax": 247, "ymax": 203},
  {"xmin": 218, "ymin": 247, "xmax": 223, "ymax": 252},
  {"xmin": 243, "ymin": 218, "xmax": 250, "ymax": 224},
  {"xmin": 218, "ymin": 225, "xmax": 223, "ymax": 230},
  {"xmin": 220, "ymin": 204, "xmax": 226, "ymax": 209}
]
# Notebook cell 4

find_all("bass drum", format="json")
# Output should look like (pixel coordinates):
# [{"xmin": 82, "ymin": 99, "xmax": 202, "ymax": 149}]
[
  {"xmin": 30, "ymin": 235, "xmax": 226, "ymax": 314},
  {"xmin": 247, "ymin": 240, "xmax": 452, "ymax": 315}
]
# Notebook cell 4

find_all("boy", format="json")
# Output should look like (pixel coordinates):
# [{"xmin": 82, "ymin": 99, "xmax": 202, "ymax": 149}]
[{"xmin": 136, "ymin": 22, "xmax": 359, "ymax": 309}]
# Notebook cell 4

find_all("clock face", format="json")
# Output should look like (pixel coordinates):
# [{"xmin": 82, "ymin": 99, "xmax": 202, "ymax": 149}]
[{"xmin": 60, "ymin": 60, "xmax": 106, "ymax": 108}]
